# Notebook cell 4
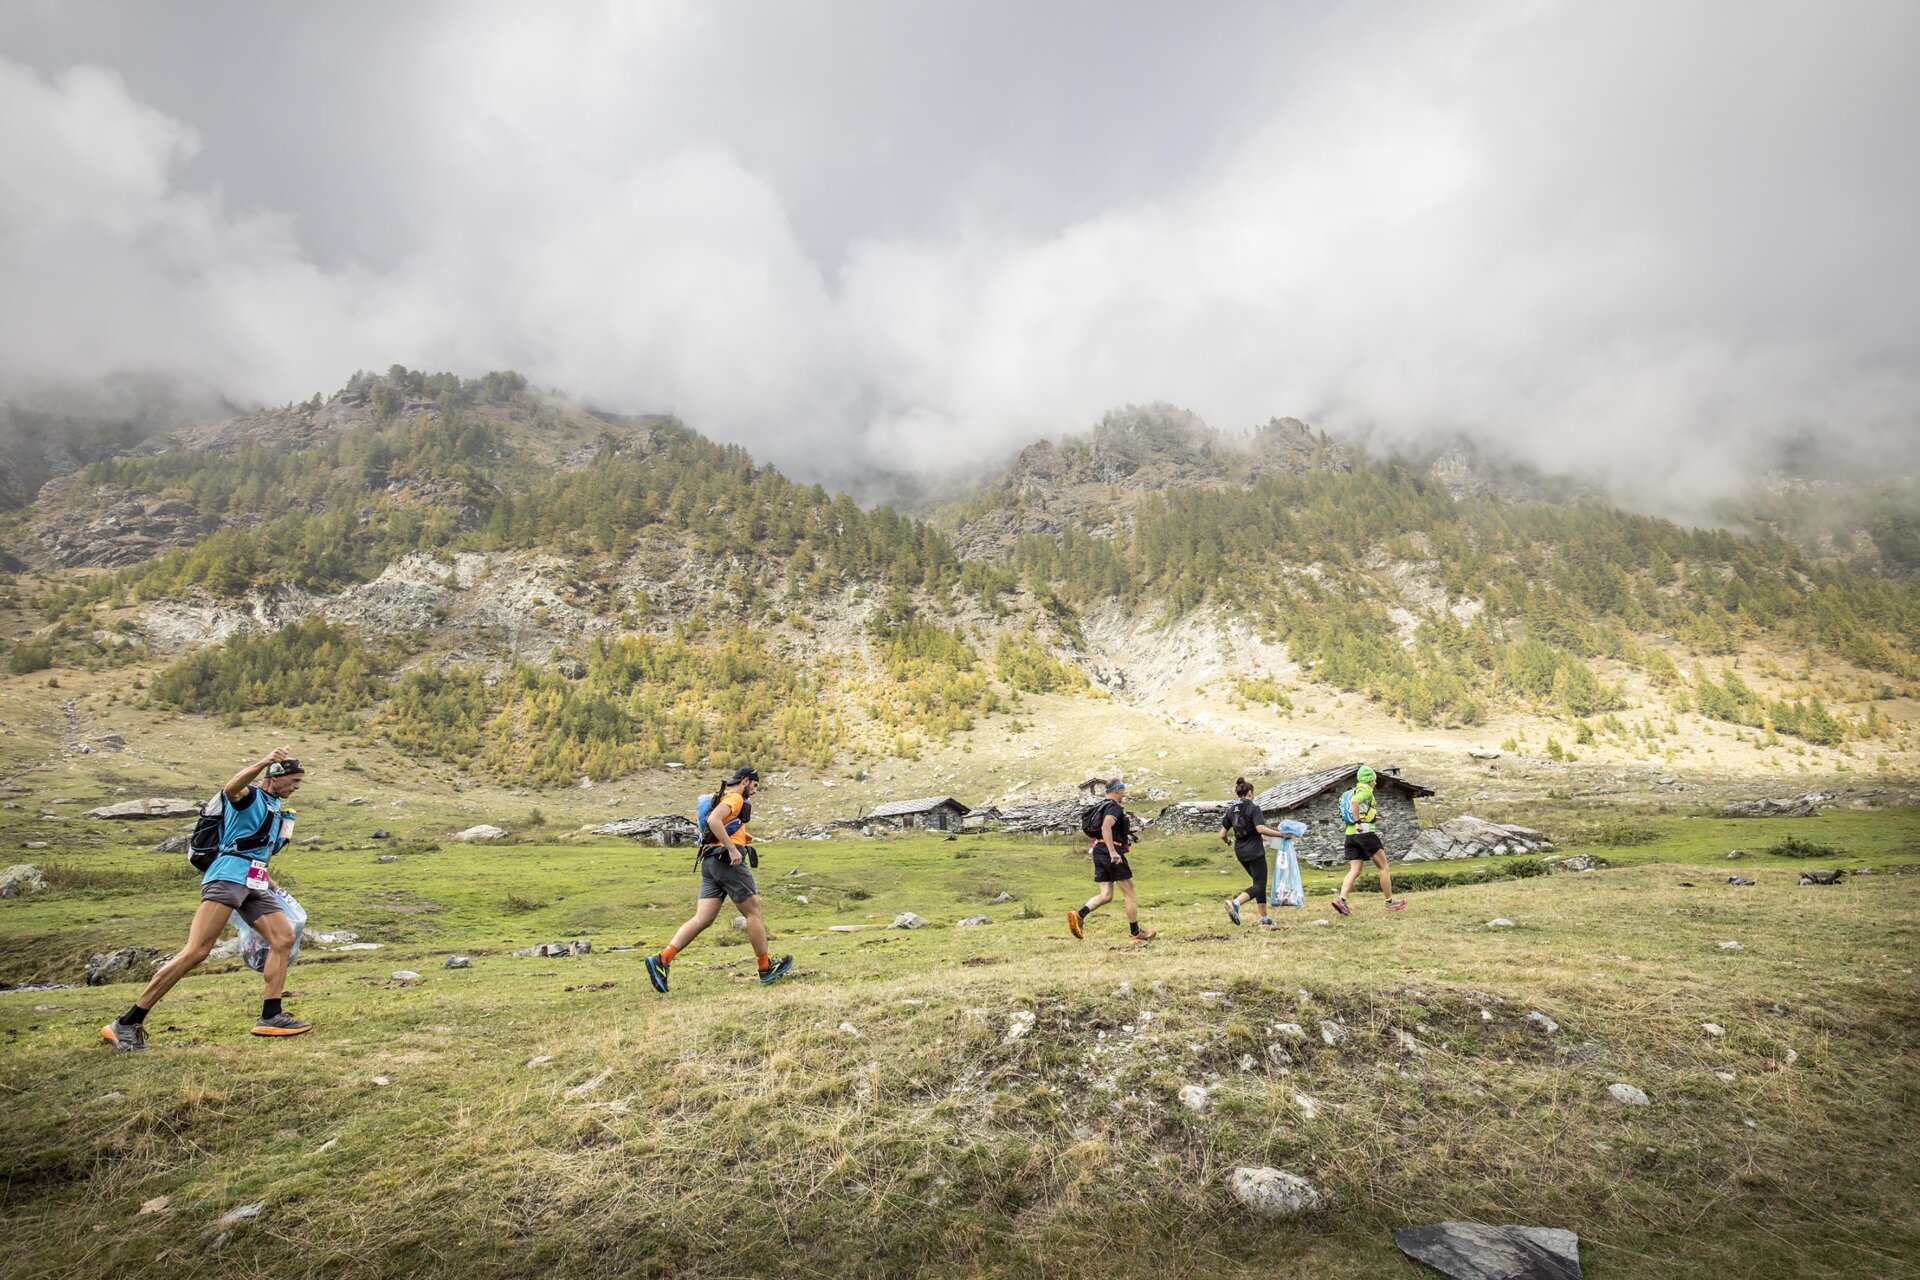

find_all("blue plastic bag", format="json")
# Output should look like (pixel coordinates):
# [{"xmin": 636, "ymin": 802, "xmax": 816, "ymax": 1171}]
[
  {"xmin": 1268, "ymin": 819, "xmax": 1307, "ymax": 908},
  {"xmin": 232, "ymin": 887, "xmax": 307, "ymax": 972}
]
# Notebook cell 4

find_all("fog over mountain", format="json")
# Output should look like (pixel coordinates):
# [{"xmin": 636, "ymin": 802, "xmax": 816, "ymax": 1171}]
[{"xmin": 2, "ymin": 0, "xmax": 1917, "ymax": 509}]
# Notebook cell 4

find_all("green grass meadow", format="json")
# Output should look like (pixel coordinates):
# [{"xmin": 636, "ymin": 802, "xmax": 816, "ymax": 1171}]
[{"xmin": 2, "ymin": 810, "xmax": 1918, "ymax": 1279}]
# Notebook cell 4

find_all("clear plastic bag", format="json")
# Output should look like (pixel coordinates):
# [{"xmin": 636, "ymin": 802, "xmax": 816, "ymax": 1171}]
[
  {"xmin": 232, "ymin": 888, "xmax": 308, "ymax": 972},
  {"xmin": 1268, "ymin": 819, "xmax": 1307, "ymax": 908}
]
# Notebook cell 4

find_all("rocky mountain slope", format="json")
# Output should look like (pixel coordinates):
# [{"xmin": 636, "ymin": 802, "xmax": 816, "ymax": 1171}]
[{"xmin": 1, "ymin": 366, "xmax": 1914, "ymax": 791}]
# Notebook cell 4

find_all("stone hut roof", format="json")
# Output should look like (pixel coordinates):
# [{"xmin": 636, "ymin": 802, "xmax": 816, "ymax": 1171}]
[
  {"xmin": 1254, "ymin": 764, "xmax": 1433, "ymax": 812},
  {"xmin": 867, "ymin": 796, "xmax": 972, "ymax": 820}
]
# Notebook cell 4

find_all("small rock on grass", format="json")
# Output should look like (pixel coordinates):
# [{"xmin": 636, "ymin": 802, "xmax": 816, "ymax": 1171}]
[
  {"xmin": 1178, "ymin": 1083, "xmax": 1215, "ymax": 1112},
  {"xmin": 1607, "ymin": 1082, "xmax": 1649, "ymax": 1107},
  {"xmin": 1486, "ymin": 918, "xmax": 1515, "ymax": 929},
  {"xmin": 1004, "ymin": 1011, "xmax": 1035, "ymax": 1044},
  {"xmin": 1229, "ymin": 1167, "xmax": 1325, "ymax": 1219},
  {"xmin": 565, "ymin": 1068, "xmax": 612, "ymax": 1097},
  {"xmin": 1527, "ymin": 1011, "xmax": 1560, "ymax": 1035},
  {"xmin": 391, "ymin": 970, "xmax": 422, "ymax": 983},
  {"xmin": 217, "ymin": 1202, "xmax": 263, "ymax": 1226},
  {"xmin": 1293, "ymin": 1093, "xmax": 1320, "ymax": 1119},
  {"xmin": 1702, "ymin": 1022, "xmax": 1725, "ymax": 1037},
  {"xmin": 444, "ymin": 956, "xmax": 471, "ymax": 969},
  {"xmin": 1718, "ymin": 940, "xmax": 1743, "ymax": 951},
  {"xmin": 839, "ymin": 1022, "xmax": 861, "ymax": 1037},
  {"xmin": 955, "ymin": 915, "xmax": 992, "ymax": 927},
  {"xmin": 138, "ymin": 1196, "xmax": 171, "ymax": 1215},
  {"xmin": 890, "ymin": 912, "xmax": 928, "ymax": 930},
  {"xmin": 1319, "ymin": 1020, "xmax": 1347, "ymax": 1047}
]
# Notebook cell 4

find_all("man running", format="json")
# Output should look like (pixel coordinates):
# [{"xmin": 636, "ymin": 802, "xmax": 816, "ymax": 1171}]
[
  {"xmin": 1330, "ymin": 765, "xmax": 1407, "ymax": 916},
  {"xmin": 645, "ymin": 766, "xmax": 793, "ymax": 993},
  {"xmin": 1067, "ymin": 779, "xmax": 1155, "ymax": 942},
  {"xmin": 101, "ymin": 747, "xmax": 312, "ymax": 1050}
]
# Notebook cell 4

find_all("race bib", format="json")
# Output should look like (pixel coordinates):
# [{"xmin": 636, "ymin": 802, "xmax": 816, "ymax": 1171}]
[{"xmin": 246, "ymin": 859, "xmax": 270, "ymax": 891}]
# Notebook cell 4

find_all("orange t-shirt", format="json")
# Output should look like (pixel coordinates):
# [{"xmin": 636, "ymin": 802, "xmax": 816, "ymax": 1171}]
[{"xmin": 711, "ymin": 791, "xmax": 752, "ymax": 845}]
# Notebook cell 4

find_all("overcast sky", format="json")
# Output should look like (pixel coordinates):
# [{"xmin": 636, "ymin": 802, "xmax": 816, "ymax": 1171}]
[{"xmin": 2, "ymin": 0, "xmax": 1917, "ymax": 502}]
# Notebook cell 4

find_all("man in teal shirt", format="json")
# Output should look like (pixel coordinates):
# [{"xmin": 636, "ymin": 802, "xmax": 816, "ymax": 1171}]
[
  {"xmin": 1331, "ymin": 765, "xmax": 1407, "ymax": 916},
  {"xmin": 101, "ymin": 747, "xmax": 312, "ymax": 1050}
]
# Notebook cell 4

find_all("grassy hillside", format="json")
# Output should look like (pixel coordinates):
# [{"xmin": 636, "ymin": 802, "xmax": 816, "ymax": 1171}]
[{"xmin": 2, "ymin": 805, "xmax": 1916, "ymax": 1279}]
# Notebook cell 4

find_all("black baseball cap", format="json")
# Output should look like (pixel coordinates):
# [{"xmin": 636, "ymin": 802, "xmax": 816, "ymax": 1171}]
[
  {"xmin": 729, "ymin": 765, "xmax": 760, "ymax": 784},
  {"xmin": 265, "ymin": 759, "xmax": 306, "ymax": 778}
]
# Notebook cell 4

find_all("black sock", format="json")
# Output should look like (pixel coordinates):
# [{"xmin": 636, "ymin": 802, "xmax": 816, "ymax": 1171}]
[
  {"xmin": 1129, "ymin": 921, "xmax": 1142, "ymax": 936},
  {"xmin": 121, "ymin": 1004, "xmax": 148, "ymax": 1026},
  {"xmin": 1077, "ymin": 905, "xmax": 1091, "ymax": 921},
  {"xmin": 262, "ymin": 998, "xmax": 282, "ymax": 1019}
]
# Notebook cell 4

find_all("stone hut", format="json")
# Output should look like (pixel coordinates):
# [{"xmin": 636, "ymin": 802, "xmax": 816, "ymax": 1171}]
[
  {"xmin": 593, "ymin": 814, "xmax": 699, "ymax": 847},
  {"xmin": 865, "ymin": 796, "xmax": 972, "ymax": 833},
  {"xmin": 1253, "ymin": 764, "xmax": 1432, "ymax": 866},
  {"xmin": 1149, "ymin": 800, "xmax": 1233, "ymax": 835},
  {"xmin": 1075, "ymin": 777, "xmax": 1114, "ymax": 800},
  {"xmin": 960, "ymin": 806, "xmax": 1001, "ymax": 832}
]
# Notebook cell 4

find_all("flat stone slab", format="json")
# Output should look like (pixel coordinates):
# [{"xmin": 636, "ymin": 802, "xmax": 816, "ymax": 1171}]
[
  {"xmin": 1394, "ymin": 1222, "xmax": 1582, "ymax": 1280},
  {"xmin": 85, "ymin": 798, "xmax": 198, "ymax": 820}
]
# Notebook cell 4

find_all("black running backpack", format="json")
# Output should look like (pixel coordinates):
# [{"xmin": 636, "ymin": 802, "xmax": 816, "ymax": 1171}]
[{"xmin": 185, "ymin": 791, "xmax": 274, "ymax": 873}]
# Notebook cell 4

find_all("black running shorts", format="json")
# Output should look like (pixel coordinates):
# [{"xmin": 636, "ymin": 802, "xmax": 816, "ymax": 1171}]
[
  {"xmin": 1091, "ymin": 843, "xmax": 1134, "ymax": 883},
  {"xmin": 1237, "ymin": 854, "xmax": 1267, "ymax": 898}
]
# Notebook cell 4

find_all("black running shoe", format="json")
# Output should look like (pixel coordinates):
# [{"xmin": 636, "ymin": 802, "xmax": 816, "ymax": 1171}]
[
  {"xmin": 645, "ymin": 953, "xmax": 670, "ymax": 994},
  {"xmin": 759, "ymin": 955, "xmax": 794, "ymax": 985}
]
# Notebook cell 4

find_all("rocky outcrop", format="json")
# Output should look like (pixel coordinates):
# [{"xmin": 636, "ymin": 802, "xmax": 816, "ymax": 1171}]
[
  {"xmin": 1403, "ymin": 816, "xmax": 1549, "ymax": 862},
  {"xmin": 1720, "ymin": 793, "xmax": 1829, "ymax": 818},
  {"xmin": 27, "ymin": 487, "xmax": 210, "ymax": 568},
  {"xmin": 950, "ymin": 408, "xmax": 1347, "ymax": 559}
]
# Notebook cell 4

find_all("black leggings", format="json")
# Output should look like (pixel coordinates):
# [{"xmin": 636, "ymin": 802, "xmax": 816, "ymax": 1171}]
[{"xmin": 1237, "ymin": 855, "xmax": 1267, "ymax": 901}]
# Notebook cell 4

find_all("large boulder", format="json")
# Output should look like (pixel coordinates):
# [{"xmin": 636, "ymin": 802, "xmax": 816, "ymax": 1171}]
[
  {"xmin": 1393, "ymin": 1222, "xmax": 1583, "ymax": 1279},
  {"xmin": 1720, "ymin": 793, "xmax": 1827, "ymax": 819},
  {"xmin": 86, "ymin": 946, "xmax": 164, "ymax": 985},
  {"xmin": 451, "ymin": 824, "xmax": 510, "ymax": 843},
  {"xmin": 84, "ymin": 798, "xmax": 198, "ymax": 820},
  {"xmin": 0, "ymin": 864, "xmax": 48, "ymax": 898},
  {"xmin": 1403, "ymin": 816, "xmax": 1548, "ymax": 862}
]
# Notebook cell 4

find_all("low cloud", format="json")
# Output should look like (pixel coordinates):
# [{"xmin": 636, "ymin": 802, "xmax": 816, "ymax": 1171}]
[{"xmin": 2, "ymin": 1, "xmax": 1916, "ymax": 510}]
